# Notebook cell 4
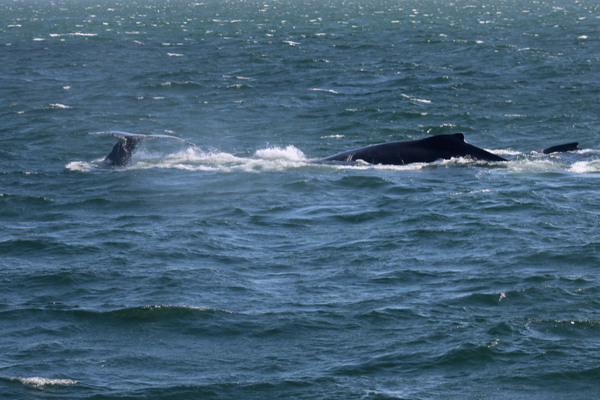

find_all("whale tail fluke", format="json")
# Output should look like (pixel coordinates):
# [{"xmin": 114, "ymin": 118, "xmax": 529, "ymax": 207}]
[
  {"xmin": 104, "ymin": 131, "xmax": 197, "ymax": 166},
  {"xmin": 541, "ymin": 142, "xmax": 580, "ymax": 154}
]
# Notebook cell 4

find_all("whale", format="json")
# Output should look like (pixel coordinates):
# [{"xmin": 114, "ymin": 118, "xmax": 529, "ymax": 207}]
[
  {"xmin": 102, "ymin": 131, "xmax": 580, "ymax": 167},
  {"xmin": 321, "ymin": 133, "xmax": 507, "ymax": 165},
  {"xmin": 104, "ymin": 131, "xmax": 196, "ymax": 166},
  {"xmin": 321, "ymin": 133, "xmax": 582, "ymax": 166},
  {"xmin": 540, "ymin": 142, "xmax": 580, "ymax": 154}
]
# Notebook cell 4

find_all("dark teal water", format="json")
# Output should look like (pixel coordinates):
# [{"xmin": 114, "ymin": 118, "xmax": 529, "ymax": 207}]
[{"xmin": 2, "ymin": 0, "xmax": 600, "ymax": 398}]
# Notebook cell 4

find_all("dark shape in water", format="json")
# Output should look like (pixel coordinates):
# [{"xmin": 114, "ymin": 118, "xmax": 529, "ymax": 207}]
[
  {"xmin": 321, "ymin": 133, "xmax": 582, "ymax": 166},
  {"xmin": 540, "ymin": 142, "xmax": 580, "ymax": 154},
  {"xmin": 321, "ymin": 133, "xmax": 507, "ymax": 165},
  {"xmin": 104, "ymin": 131, "xmax": 197, "ymax": 167}
]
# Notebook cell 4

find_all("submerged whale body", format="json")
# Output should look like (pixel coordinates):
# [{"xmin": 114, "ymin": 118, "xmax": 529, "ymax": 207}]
[
  {"xmin": 321, "ymin": 133, "xmax": 507, "ymax": 165},
  {"xmin": 104, "ymin": 131, "xmax": 196, "ymax": 166}
]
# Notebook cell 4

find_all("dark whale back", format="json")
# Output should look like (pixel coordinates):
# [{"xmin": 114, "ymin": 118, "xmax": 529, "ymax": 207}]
[
  {"xmin": 541, "ymin": 142, "xmax": 580, "ymax": 154},
  {"xmin": 321, "ymin": 133, "xmax": 507, "ymax": 165}
]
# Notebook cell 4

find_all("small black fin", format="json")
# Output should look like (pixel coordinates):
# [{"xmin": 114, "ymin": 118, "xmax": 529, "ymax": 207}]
[
  {"xmin": 541, "ymin": 142, "xmax": 580, "ymax": 154},
  {"xmin": 452, "ymin": 132, "xmax": 465, "ymax": 141}
]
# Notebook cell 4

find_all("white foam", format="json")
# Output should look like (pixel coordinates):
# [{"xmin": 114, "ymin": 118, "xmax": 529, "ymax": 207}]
[
  {"xmin": 65, "ymin": 161, "xmax": 92, "ymax": 172},
  {"xmin": 130, "ymin": 145, "xmax": 308, "ymax": 172},
  {"xmin": 506, "ymin": 158, "xmax": 560, "ymax": 172},
  {"xmin": 310, "ymin": 88, "xmax": 338, "ymax": 94},
  {"xmin": 50, "ymin": 103, "xmax": 71, "ymax": 109},
  {"xmin": 401, "ymin": 94, "xmax": 431, "ymax": 104},
  {"xmin": 331, "ymin": 155, "xmax": 515, "ymax": 172},
  {"xmin": 12, "ymin": 377, "xmax": 78, "ymax": 388},
  {"xmin": 568, "ymin": 161, "xmax": 600, "ymax": 174},
  {"xmin": 492, "ymin": 149, "xmax": 522, "ymax": 156},
  {"xmin": 255, "ymin": 145, "xmax": 306, "ymax": 162},
  {"xmin": 325, "ymin": 159, "xmax": 431, "ymax": 171},
  {"xmin": 170, "ymin": 148, "xmax": 240, "ymax": 165}
]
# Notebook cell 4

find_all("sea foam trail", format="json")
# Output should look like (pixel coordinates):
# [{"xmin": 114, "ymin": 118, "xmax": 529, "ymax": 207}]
[
  {"xmin": 10, "ymin": 377, "xmax": 78, "ymax": 388},
  {"xmin": 255, "ymin": 145, "xmax": 306, "ymax": 162},
  {"xmin": 569, "ymin": 160, "xmax": 600, "ymax": 174},
  {"xmin": 65, "ymin": 146, "xmax": 311, "ymax": 172},
  {"xmin": 144, "ymin": 145, "xmax": 310, "ymax": 172}
]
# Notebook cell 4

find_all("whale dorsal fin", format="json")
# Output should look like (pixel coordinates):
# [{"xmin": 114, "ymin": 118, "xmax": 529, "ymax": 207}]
[{"xmin": 452, "ymin": 132, "xmax": 465, "ymax": 142}]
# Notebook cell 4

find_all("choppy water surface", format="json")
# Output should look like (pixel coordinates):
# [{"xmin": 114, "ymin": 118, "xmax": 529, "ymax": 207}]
[{"xmin": 2, "ymin": 0, "xmax": 600, "ymax": 398}]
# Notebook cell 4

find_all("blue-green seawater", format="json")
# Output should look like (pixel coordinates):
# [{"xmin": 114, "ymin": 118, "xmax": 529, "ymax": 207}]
[{"xmin": 2, "ymin": 0, "xmax": 600, "ymax": 398}]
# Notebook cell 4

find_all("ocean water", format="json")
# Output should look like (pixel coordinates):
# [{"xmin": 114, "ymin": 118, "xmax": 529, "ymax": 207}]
[{"xmin": 2, "ymin": 0, "xmax": 600, "ymax": 398}]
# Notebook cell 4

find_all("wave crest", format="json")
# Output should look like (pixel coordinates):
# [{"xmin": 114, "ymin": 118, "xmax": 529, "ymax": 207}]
[
  {"xmin": 10, "ymin": 377, "xmax": 78, "ymax": 388},
  {"xmin": 254, "ymin": 145, "xmax": 306, "ymax": 161}
]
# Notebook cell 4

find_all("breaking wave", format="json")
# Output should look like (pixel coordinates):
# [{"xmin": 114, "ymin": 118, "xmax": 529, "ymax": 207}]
[{"xmin": 8, "ymin": 377, "xmax": 78, "ymax": 388}]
